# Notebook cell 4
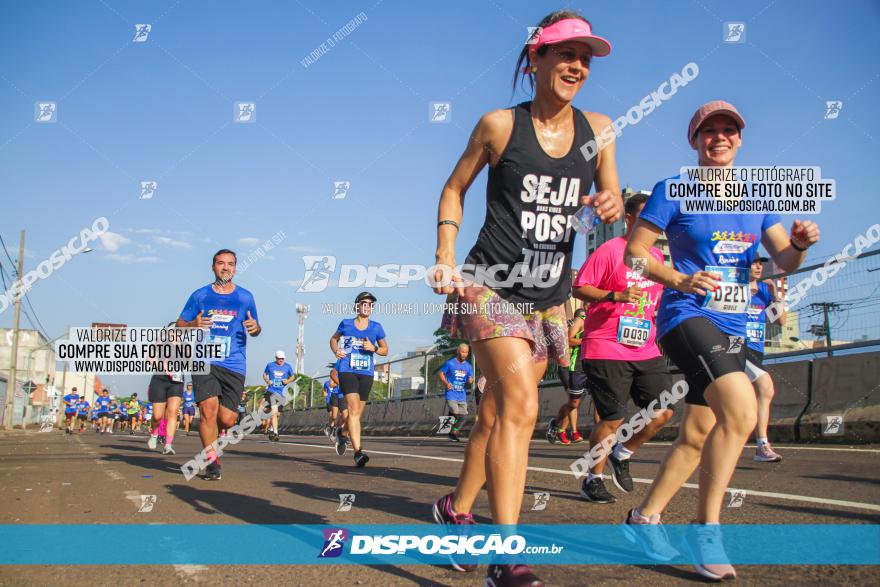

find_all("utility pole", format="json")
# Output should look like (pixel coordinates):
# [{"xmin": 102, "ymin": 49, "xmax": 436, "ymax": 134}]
[
  {"xmin": 5, "ymin": 230, "xmax": 25, "ymax": 429},
  {"xmin": 809, "ymin": 302, "xmax": 839, "ymax": 357}
]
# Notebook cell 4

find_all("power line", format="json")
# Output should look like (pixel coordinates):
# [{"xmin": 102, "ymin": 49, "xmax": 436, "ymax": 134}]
[{"xmin": 0, "ymin": 258, "xmax": 50, "ymax": 341}]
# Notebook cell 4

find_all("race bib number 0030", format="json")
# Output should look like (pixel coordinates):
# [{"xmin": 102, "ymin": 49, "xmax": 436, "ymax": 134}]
[
  {"xmin": 703, "ymin": 266, "xmax": 750, "ymax": 314},
  {"xmin": 617, "ymin": 316, "xmax": 651, "ymax": 347}
]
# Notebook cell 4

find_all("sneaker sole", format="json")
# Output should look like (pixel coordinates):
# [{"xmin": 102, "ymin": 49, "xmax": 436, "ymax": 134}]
[
  {"xmin": 579, "ymin": 487, "xmax": 616, "ymax": 504},
  {"xmin": 752, "ymin": 455, "xmax": 782, "ymax": 462},
  {"xmin": 336, "ymin": 442, "xmax": 347, "ymax": 456}
]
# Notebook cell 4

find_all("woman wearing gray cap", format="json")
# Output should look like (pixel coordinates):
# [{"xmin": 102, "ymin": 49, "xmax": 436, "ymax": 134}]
[
  {"xmin": 624, "ymin": 100, "xmax": 819, "ymax": 580},
  {"xmin": 329, "ymin": 291, "xmax": 388, "ymax": 467}
]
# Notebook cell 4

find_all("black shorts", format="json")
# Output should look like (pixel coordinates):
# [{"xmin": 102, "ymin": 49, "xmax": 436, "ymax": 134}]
[
  {"xmin": 659, "ymin": 317, "xmax": 746, "ymax": 406},
  {"xmin": 568, "ymin": 369, "xmax": 589, "ymax": 398},
  {"xmin": 474, "ymin": 389, "xmax": 483, "ymax": 406},
  {"xmin": 148, "ymin": 374, "xmax": 184, "ymax": 403},
  {"xmin": 192, "ymin": 364, "xmax": 246, "ymax": 413},
  {"xmin": 338, "ymin": 372, "xmax": 374, "ymax": 402},
  {"xmin": 330, "ymin": 394, "xmax": 348, "ymax": 411},
  {"xmin": 77, "ymin": 414, "xmax": 87, "ymax": 420},
  {"xmin": 745, "ymin": 347, "xmax": 764, "ymax": 367},
  {"xmin": 584, "ymin": 356, "xmax": 672, "ymax": 420}
]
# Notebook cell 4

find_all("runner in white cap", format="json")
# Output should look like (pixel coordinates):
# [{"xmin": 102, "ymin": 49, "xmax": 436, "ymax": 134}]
[{"xmin": 262, "ymin": 350, "xmax": 295, "ymax": 442}]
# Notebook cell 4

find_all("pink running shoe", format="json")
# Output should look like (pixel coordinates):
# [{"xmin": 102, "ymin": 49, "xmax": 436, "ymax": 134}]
[
  {"xmin": 432, "ymin": 493, "xmax": 476, "ymax": 572},
  {"xmin": 753, "ymin": 443, "xmax": 782, "ymax": 462}
]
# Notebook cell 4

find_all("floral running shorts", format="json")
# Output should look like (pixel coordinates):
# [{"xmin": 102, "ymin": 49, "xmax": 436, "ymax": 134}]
[{"xmin": 440, "ymin": 282, "xmax": 569, "ymax": 367}]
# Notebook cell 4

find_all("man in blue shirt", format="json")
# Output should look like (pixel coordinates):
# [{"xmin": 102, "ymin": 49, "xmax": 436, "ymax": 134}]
[
  {"xmin": 75, "ymin": 397, "xmax": 90, "ymax": 433},
  {"xmin": 262, "ymin": 350, "xmax": 295, "ymax": 442},
  {"xmin": 94, "ymin": 389, "xmax": 111, "ymax": 434},
  {"xmin": 62, "ymin": 387, "xmax": 79, "ymax": 434},
  {"xmin": 438, "ymin": 344, "xmax": 474, "ymax": 442},
  {"xmin": 177, "ymin": 249, "xmax": 261, "ymax": 481}
]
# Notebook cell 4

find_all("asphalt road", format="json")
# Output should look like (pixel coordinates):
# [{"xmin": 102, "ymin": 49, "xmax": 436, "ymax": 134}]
[{"xmin": 0, "ymin": 428, "xmax": 878, "ymax": 586}]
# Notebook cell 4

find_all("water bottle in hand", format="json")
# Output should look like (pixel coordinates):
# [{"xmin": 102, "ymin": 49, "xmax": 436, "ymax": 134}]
[{"xmin": 571, "ymin": 205, "xmax": 601, "ymax": 235}]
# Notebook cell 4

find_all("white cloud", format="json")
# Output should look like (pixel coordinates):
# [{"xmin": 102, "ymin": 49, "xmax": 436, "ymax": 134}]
[
  {"xmin": 238, "ymin": 237, "xmax": 260, "ymax": 247},
  {"xmin": 105, "ymin": 253, "xmax": 158, "ymax": 264},
  {"xmin": 128, "ymin": 228, "xmax": 163, "ymax": 234},
  {"xmin": 154, "ymin": 236, "xmax": 192, "ymax": 250},
  {"xmin": 99, "ymin": 231, "xmax": 131, "ymax": 253}
]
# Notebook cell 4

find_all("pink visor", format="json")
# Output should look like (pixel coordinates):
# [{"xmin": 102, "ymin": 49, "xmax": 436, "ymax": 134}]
[{"xmin": 528, "ymin": 18, "xmax": 612, "ymax": 60}]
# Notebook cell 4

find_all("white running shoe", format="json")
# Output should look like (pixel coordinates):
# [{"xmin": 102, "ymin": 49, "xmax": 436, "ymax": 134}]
[
  {"xmin": 163, "ymin": 445, "xmax": 175, "ymax": 455},
  {"xmin": 147, "ymin": 435, "xmax": 158, "ymax": 450}
]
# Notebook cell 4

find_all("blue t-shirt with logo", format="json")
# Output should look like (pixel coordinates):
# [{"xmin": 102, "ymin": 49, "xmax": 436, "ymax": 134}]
[
  {"xmin": 95, "ymin": 395, "xmax": 111, "ymax": 413},
  {"xmin": 264, "ymin": 361, "xmax": 295, "ymax": 395},
  {"xmin": 179, "ymin": 284, "xmax": 258, "ymax": 376},
  {"xmin": 747, "ymin": 281, "xmax": 775, "ymax": 353},
  {"xmin": 334, "ymin": 318, "xmax": 386, "ymax": 376},
  {"xmin": 183, "ymin": 390, "xmax": 195, "ymax": 408},
  {"xmin": 63, "ymin": 393, "xmax": 79, "ymax": 414},
  {"xmin": 639, "ymin": 176, "xmax": 781, "ymax": 338},
  {"xmin": 75, "ymin": 400, "xmax": 90, "ymax": 415},
  {"xmin": 440, "ymin": 358, "xmax": 474, "ymax": 402}
]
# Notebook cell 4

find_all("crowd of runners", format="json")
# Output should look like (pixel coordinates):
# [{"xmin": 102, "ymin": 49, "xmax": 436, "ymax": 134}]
[{"xmin": 54, "ymin": 9, "xmax": 824, "ymax": 587}]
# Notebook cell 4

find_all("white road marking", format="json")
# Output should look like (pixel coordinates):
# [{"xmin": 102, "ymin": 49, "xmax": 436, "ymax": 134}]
[
  {"xmin": 273, "ymin": 440, "xmax": 880, "ymax": 513},
  {"xmin": 173, "ymin": 564, "xmax": 208, "ymax": 577}
]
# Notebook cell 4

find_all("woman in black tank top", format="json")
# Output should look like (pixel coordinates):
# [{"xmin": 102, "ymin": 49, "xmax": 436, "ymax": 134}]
[{"xmin": 430, "ymin": 10, "xmax": 623, "ymax": 585}]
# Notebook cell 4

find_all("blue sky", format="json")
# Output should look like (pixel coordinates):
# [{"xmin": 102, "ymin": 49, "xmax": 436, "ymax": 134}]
[{"xmin": 2, "ymin": 0, "xmax": 879, "ymax": 390}]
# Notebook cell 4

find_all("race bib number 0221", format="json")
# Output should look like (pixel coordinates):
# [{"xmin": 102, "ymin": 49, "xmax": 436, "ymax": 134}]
[{"xmin": 703, "ymin": 266, "xmax": 750, "ymax": 314}]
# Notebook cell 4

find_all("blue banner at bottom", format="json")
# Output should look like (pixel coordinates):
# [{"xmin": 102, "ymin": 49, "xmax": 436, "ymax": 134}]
[{"xmin": 0, "ymin": 524, "xmax": 877, "ymax": 565}]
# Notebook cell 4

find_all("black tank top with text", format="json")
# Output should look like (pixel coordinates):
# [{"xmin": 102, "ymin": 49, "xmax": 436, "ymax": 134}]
[{"xmin": 465, "ymin": 102, "xmax": 597, "ymax": 310}]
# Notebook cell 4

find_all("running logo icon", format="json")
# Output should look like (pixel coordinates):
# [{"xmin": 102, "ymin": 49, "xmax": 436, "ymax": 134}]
[
  {"xmin": 723, "ymin": 22, "xmax": 745, "ymax": 43},
  {"xmin": 727, "ymin": 336, "xmax": 745, "ymax": 354},
  {"xmin": 138, "ymin": 495, "xmax": 157, "ymax": 513},
  {"xmin": 298, "ymin": 255, "xmax": 337, "ymax": 293},
  {"xmin": 824, "ymin": 101, "xmax": 843, "ymax": 119},
  {"xmin": 133, "ymin": 24, "xmax": 151, "ymax": 43},
  {"xmin": 319, "ymin": 528, "xmax": 348, "ymax": 558},
  {"xmin": 630, "ymin": 257, "xmax": 648, "ymax": 278},
  {"xmin": 35, "ymin": 102, "xmax": 57, "ymax": 123},
  {"xmin": 437, "ymin": 416, "xmax": 455, "ymax": 435},
  {"xmin": 530, "ymin": 491, "xmax": 550, "ymax": 511},
  {"xmin": 333, "ymin": 181, "xmax": 351, "ymax": 200},
  {"xmin": 235, "ymin": 102, "xmax": 256, "ymax": 123},
  {"xmin": 430, "ymin": 102, "xmax": 451, "ymax": 123},
  {"xmin": 140, "ymin": 181, "xmax": 158, "ymax": 200},
  {"xmin": 337, "ymin": 494, "xmax": 356, "ymax": 512},
  {"xmin": 727, "ymin": 490, "xmax": 746, "ymax": 508},
  {"xmin": 823, "ymin": 415, "xmax": 844, "ymax": 436}
]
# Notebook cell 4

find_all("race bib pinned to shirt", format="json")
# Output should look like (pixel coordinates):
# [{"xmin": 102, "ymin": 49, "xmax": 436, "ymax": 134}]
[
  {"xmin": 617, "ymin": 316, "xmax": 651, "ymax": 347},
  {"xmin": 703, "ymin": 266, "xmax": 750, "ymax": 314},
  {"xmin": 348, "ymin": 339, "xmax": 370, "ymax": 371},
  {"xmin": 206, "ymin": 334, "xmax": 231, "ymax": 359}
]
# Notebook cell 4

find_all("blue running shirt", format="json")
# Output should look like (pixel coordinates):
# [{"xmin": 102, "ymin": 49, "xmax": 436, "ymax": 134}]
[
  {"xmin": 639, "ymin": 176, "xmax": 781, "ymax": 338},
  {"xmin": 334, "ymin": 319, "xmax": 386, "ymax": 376},
  {"xmin": 179, "ymin": 284, "xmax": 259, "ymax": 375}
]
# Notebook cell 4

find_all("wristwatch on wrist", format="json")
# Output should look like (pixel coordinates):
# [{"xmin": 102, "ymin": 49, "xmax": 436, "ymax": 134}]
[{"xmin": 605, "ymin": 291, "xmax": 616, "ymax": 303}]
